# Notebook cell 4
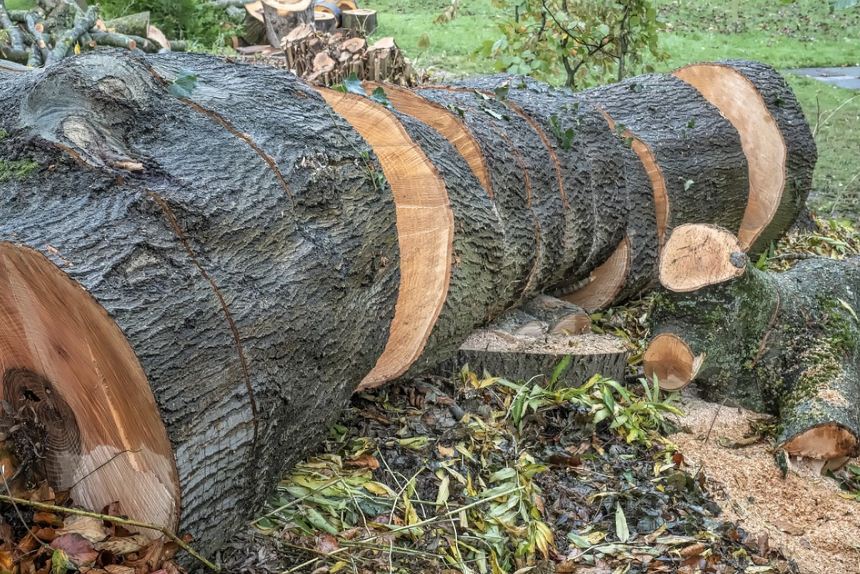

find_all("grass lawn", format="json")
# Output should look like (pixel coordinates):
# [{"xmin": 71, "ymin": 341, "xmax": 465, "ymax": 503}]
[{"xmin": 365, "ymin": 0, "xmax": 860, "ymax": 216}]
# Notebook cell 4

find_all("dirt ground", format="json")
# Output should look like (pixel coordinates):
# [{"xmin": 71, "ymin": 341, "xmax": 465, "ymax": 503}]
[{"xmin": 671, "ymin": 392, "xmax": 860, "ymax": 574}]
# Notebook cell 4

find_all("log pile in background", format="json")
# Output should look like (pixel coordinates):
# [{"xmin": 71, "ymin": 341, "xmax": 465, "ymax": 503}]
[
  {"xmin": 0, "ymin": 1, "xmax": 185, "ymax": 67},
  {"xmin": 284, "ymin": 28, "xmax": 415, "ymax": 85},
  {"xmin": 0, "ymin": 52, "xmax": 814, "ymax": 554}
]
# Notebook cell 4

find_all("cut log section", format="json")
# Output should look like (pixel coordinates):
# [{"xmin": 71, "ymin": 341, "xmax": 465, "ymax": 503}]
[
  {"xmin": 586, "ymin": 73, "xmax": 750, "ymax": 237},
  {"xmin": 0, "ymin": 53, "xmax": 816, "ymax": 551},
  {"xmin": 341, "ymin": 8, "xmax": 377, "ymax": 35},
  {"xmin": 646, "ymin": 224, "xmax": 860, "ymax": 466},
  {"xmin": 0, "ymin": 244, "xmax": 179, "ymax": 536},
  {"xmin": 261, "ymin": 0, "xmax": 315, "ymax": 47},
  {"xmin": 364, "ymin": 82, "xmax": 493, "ymax": 196},
  {"xmin": 314, "ymin": 11, "xmax": 337, "ymax": 32},
  {"xmin": 315, "ymin": 88, "xmax": 455, "ymax": 389},
  {"xmin": 674, "ymin": 61, "xmax": 816, "ymax": 254},
  {"xmin": 451, "ymin": 330, "xmax": 629, "ymax": 387}
]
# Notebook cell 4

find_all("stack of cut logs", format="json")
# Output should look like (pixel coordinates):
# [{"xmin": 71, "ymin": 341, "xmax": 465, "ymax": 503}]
[
  {"xmin": 0, "ymin": 1, "xmax": 184, "ymax": 68},
  {"xmin": 0, "ymin": 52, "xmax": 838, "ymax": 559},
  {"xmin": 239, "ymin": 0, "xmax": 413, "ymax": 85},
  {"xmin": 282, "ymin": 27, "xmax": 415, "ymax": 84}
]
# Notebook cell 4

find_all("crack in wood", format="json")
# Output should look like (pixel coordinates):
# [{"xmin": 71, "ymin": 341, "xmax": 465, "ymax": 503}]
[{"xmin": 145, "ymin": 191, "xmax": 259, "ymax": 443}]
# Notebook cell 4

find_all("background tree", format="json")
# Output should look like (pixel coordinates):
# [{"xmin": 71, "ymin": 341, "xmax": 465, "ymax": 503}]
[{"xmin": 484, "ymin": 0, "xmax": 667, "ymax": 89}]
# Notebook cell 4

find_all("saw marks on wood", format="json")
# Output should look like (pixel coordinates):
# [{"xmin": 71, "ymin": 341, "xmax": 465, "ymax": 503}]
[
  {"xmin": 659, "ymin": 223, "xmax": 746, "ymax": 292},
  {"xmin": 643, "ymin": 332, "xmax": 698, "ymax": 391},
  {"xmin": 364, "ymin": 82, "xmax": 493, "ymax": 198},
  {"xmin": 0, "ymin": 244, "xmax": 179, "ymax": 535},
  {"xmin": 317, "ymin": 89, "xmax": 454, "ymax": 389},
  {"xmin": 672, "ymin": 395, "xmax": 860, "ymax": 574},
  {"xmin": 674, "ymin": 64, "xmax": 787, "ymax": 252}
]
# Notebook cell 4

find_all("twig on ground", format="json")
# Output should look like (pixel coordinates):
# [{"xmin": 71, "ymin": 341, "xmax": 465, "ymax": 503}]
[{"xmin": 0, "ymin": 493, "xmax": 220, "ymax": 571}]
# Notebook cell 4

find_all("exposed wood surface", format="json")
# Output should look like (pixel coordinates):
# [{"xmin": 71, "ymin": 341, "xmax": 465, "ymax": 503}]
[
  {"xmin": 659, "ymin": 223, "xmax": 746, "ymax": 292},
  {"xmin": 316, "ymin": 89, "xmax": 455, "ymax": 390},
  {"xmin": 675, "ymin": 62, "xmax": 815, "ymax": 255},
  {"xmin": 341, "ymin": 8, "xmax": 377, "ymax": 35},
  {"xmin": 0, "ymin": 244, "xmax": 179, "ymax": 535}
]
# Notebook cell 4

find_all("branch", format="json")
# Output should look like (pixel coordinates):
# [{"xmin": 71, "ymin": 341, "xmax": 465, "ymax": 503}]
[
  {"xmin": 0, "ymin": 494, "xmax": 220, "ymax": 571},
  {"xmin": 46, "ymin": 4, "xmax": 96, "ymax": 65},
  {"xmin": 0, "ymin": 1, "xmax": 27, "ymax": 52}
]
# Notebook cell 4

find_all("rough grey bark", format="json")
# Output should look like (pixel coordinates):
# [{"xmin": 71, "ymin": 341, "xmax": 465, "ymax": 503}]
[
  {"xmin": 413, "ymin": 86, "xmax": 541, "ymax": 315},
  {"xmin": 454, "ymin": 76, "xmax": 631, "ymax": 291},
  {"xmin": 648, "ymin": 256, "xmax": 860, "ymax": 455},
  {"xmin": 587, "ymin": 74, "xmax": 750, "ymax": 236},
  {"xmin": 386, "ymin": 110, "xmax": 506, "ymax": 378},
  {"xmin": 0, "ymin": 51, "xmax": 399, "ymax": 552}
]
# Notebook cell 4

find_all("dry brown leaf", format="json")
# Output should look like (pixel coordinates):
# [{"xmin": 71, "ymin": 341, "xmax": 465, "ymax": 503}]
[
  {"xmin": 96, "ymin": 534, "xmax": 150, "ymax": 556},
  {"xmin": 52, "ymin": 533, "xmax": 99, "ymax": 567},
  {"xmin": 345, "ymin": 453, "xmax": 380, "ymax": 470},
  {"xmin": 314, "ymin": 533, "xmax": 340, "ymax": 554},
  {"xmin": 104, "ymin": 565, "xmax": 135, "ymax": 574},
  {"xmin": 58, "ymin": 516, "xmax": 108, "ymax": 543}
]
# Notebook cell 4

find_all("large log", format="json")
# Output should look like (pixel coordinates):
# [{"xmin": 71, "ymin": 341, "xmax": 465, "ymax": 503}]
[
  {"xmin": 645, "ymin": 224, "xmax": 860, "ymax": 470},
  {"xmin": 0, "ymin": 52, "xmax": 815, "ymax": 555}
]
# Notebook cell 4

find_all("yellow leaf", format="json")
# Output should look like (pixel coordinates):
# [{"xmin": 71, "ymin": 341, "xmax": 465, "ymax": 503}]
[
  {"xmin": 363, "ymin": 481, "xmax": 395, "ymax": 496},
  {"xmin": 74, "ymin": 43, "xmax": 81, "ymax": 55}
]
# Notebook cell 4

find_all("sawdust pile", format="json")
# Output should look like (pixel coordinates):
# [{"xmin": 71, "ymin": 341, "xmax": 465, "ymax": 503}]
[{"xmin": 671, "ymin": 393, "xmax": 860, "ymax": 574}]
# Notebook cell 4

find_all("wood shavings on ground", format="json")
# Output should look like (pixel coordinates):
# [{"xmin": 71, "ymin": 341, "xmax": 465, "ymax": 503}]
[{"xmin": 671, "ymin": 392, "xmax": 860, "ymax": 574}]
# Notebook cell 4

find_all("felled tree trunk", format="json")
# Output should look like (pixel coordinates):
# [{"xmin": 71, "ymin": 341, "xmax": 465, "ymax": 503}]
[
  {"xmin": 0, "ymin": 53, "xmax": 814, "ymax": 554},
  {"xmin": 645, "ymin": 224, "xmax": 860, "ymax": 468}
]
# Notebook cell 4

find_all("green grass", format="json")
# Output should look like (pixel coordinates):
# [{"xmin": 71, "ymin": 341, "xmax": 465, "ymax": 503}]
[
  {"xmin": 6, "ymin": 0, "xmax": 35, "ymax": 9},
  {"xmin": 365, "ymin": 0, "xmax": 860, "ymax": 216}
]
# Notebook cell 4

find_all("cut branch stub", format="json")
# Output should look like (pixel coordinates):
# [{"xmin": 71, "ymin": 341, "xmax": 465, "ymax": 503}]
[
  {"xmin": 0, "ymin": 244, "xmax": 179, "ymax": 535},
  {"xmin": 659, "ymin": 223, "xmax": 746, "ymax": 293},
  {"xmin": 643, "ymin": 333, "xmax": 701, "ymax": 391},
  {"xmin": 647, "ymin": 225, "xmax": 860, "ymax": 467}
]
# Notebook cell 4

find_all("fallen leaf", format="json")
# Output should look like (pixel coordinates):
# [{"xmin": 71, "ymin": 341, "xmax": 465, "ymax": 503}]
[
  {"xmin": 345, "ymin": 453, "xmax": 379, "ymax": 470},
  {"xmin": 52, "ymin": 533, "xmax": 98, "ymax": 567},
  {"xmin": 95, "ymin": 534, "xmax": 149, "ymax": 555},
  {"xmin": 58, "ymin": 516, "xmax": 107, "ymax": 544}
]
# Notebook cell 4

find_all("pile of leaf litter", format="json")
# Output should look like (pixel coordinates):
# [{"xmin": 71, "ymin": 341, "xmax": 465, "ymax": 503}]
[
  {"xmin": 237, "ymin": 368, "xmax": 797, "ymax": 574},
  {"xmin": 0, "ymin": 403, "xmax": 210, "ymax": 574}
]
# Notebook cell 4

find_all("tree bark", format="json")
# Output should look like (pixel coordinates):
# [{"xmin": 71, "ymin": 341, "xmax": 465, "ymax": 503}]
[{"xmin": 0, "ymin": 52, "xmax": 815, "ymax": 554}]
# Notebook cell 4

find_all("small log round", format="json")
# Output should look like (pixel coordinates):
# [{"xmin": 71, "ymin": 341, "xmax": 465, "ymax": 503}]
[{"xmin": 341, "ymin": 8, "xmax": 377, "ymax": 35}]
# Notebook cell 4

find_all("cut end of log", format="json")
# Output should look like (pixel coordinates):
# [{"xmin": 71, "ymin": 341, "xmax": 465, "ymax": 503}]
[
  {"xmin": 659, "ymin": 224, "xmax": 746, "ymax": 292},
  {"xmin": 782, "ymin": 424, "xmax": 859, "ymax": 463},
  {"xmin": 561, "ymin": 236, "xmax": 630, "ymax": 312},
  {"xmin": 0, "ymin": 244, "xmax": 179, "ymax": 535},
  {"xmin": 366, "ymin": 82, "xmax": 493, "ymax": 198},
  {"xmin": 262, "ymin": 0, "xmax": 313, "ymax": 14},
  {"xmin": 316, "ymin": 89, "xmax": 454, "ymax": 390},
  {"xmin": 643, "ymin": 333, "xmax": 700, "ymax": 391},
  {"xmin": 674, "ymin": 64, "xmax": 787, "ymax": 252},
  {"xmin": 246, "ymin": 1, "xmax": 265, "ymax": 22}
]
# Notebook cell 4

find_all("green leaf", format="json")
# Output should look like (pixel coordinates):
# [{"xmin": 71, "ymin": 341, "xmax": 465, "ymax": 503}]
[
  {"xmin": 548, "ymin": 355, "xmax": 572, "ymax": 390},
  {"xmin": 305, "ymin": 507, "xmax": 339, "ymax": 535},
  {"xmin": 168, "ymin": 70, "xmax": 198, "ymax": 99},
  {"xmin": 615, "ymin": 503, "xmax": 630, "ymax": 543},
  {"xmin": 370, "ymin": 86, "xmax": 391, "ymax": 107}
]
